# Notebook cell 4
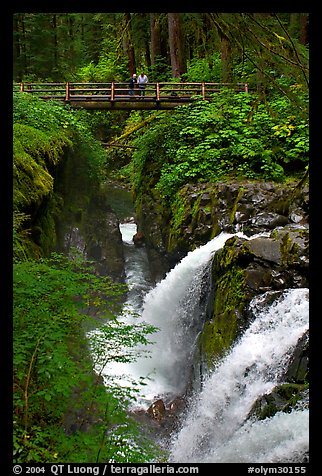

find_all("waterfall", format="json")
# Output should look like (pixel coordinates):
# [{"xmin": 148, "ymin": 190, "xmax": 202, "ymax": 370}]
[
  {"xmin": 91, "ymin": 222, "xmax": 154, "ymax": 391},
  {"xmin": 96, "ymin": 230, "xmax": 247, "ymax": 404},
  {"xmin": 169, "ymin": 287, "xmax": 309, "ymax": 463},
  {"xmin": 132, "ymin": 231, "xmax": 247, "ymax": 401},
  {"xmin": 90, "ymin": 226, "xmax": 308, "ymax": 462}
]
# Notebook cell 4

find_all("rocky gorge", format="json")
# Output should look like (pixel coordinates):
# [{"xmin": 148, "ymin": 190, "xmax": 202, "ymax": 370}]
[
  {"xmin": 125, "ymin": 178, "xmax": 309, "ymax": 439},
  {"xmin": 54, "ymin": 171, "xmax": 309, "ymax": 460}
]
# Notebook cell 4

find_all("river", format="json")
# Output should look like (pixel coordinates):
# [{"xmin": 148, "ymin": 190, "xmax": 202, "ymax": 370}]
[
  {"xmin": 92, "ymin": 220, "xmax": 309, "ymax": 463},
  {"xmin": 58, "ymin": 182, "xmax": 309, "ymax": 463}
]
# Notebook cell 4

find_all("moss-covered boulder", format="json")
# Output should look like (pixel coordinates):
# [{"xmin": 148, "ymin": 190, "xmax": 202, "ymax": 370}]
[
  {"xmin": 13, "ymin": 123, "xmax": 71, "ymax": 258},
  {"xmin": 249, "ymin": 383, "xmax": 309, "ymax": 421},
  {"xmin": 198, "ymin": 226, "xmax": 309, "ymax": 368},
  {"xmin": 83, "ymin": 193, "xmax": 125, "ymax": 281},
  {"xmin": 135, "ymin": 179, "xmax": 309, "ymax": 270}
]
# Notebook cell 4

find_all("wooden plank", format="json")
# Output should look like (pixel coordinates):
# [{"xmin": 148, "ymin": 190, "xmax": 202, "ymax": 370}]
[{"xmin": 67, "ymin": 100, "xmax": 190, "ymax": 110}]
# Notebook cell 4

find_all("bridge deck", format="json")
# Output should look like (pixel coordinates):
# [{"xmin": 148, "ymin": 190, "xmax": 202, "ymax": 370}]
[{"xmin": 14, "ymin": 81, "xmax": 249, "ymax": 110}]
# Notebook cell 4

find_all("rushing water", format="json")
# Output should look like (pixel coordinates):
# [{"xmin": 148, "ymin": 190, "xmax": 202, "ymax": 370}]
[
  {"xmin": 119, "ymin": 222, "xmax": 154, "ymax": 314},
  {"xmin": 169, "ymin": 287, "xmax": 309, "ymax": 463},
  {"xmin": 98, "ymin": 228, "xmax": 247, "ymax": 403},
  {"xmin": 91, "ymin": 223, "xmax": 309, "ymax": 463}
]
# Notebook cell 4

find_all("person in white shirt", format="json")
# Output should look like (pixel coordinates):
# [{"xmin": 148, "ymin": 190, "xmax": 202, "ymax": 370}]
[{"xmin": 137, "ymin": 72, "xmax": 148, "ymax": 97}]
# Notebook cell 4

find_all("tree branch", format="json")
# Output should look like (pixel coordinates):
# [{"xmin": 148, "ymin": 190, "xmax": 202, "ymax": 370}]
[
  {"xmin": 108, "ymin": 113, "xmax": 162, "ymax": 145},
  {"xmin": 24, "ymin": 337, "xmax": 42, "ymax": 439}
]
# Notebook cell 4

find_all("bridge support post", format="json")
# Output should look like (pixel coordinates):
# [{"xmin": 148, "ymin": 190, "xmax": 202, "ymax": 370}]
[
  {"xmin": 65, "ymin": 82, "xmax": 70, "ymax": 101},
  {"xmin": 202, "ymin": 82, "xmax": 205, "ymax": 100}
]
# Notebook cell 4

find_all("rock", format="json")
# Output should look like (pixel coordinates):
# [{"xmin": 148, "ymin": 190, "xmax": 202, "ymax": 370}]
[
  {"xmin": 135, "ymin": 179, "xmax": 309, "ymax": 262},
  {"xmin": 85, "ymin": 210, "xmax": 125, "ymax": 281},
  {"xmin": 290, "ymin": 208, "xmax": 306, "ymax": 224},
  {"xmin": 199, "ymin": 225, "xmax": 309, "ymax": 369},
  {"xmin": 248, "ymin": 383, "xmax": 309, "ymax": 421},
  {"xmin": 168, "ymin": 396, "xmax": 186, "ymax": 414},
  {"xmin": 250, "ymin": 212, "xmax": 289, "ymax": 229},
  {"xmin": 244, "ymin": 237, "xmax": 282, "ymax": 264},
  {"xmin": 286, "ymin": 330, "xmax": 309, "ymax": 383},
  {"xmin": 244, "ymin": 265, "xmax": 272, "ymax": 291},
  {"xmin": 147, "ymin": 399, "xmax": 166, "ymax": 422},
  {"xmin": 133, "ymin": 231, "xmax": 145, "ymax": 246}
]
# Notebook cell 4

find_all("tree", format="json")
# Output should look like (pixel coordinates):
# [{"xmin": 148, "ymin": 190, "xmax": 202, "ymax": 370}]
[
  {"xmin": 13, "ymin": 11, "xmax": 309, "ymax": 98},
  {"xmin": 289, "ymin": 13, "xmax": 309, "ymax": 45},
  {"xmin": 206, "ymin": 14, "xmax": 233, "ymax": 83},
  {"xmin": 168, "ymin": 13, "xmax": 186, "ymax": 78},
  {"xmin": 122, "ymin": 13, "xmax": 136, "ymax": 75},
  {"xmin": 13, "ymin": 14, "xmax": 26, "ymax": 81},
  {"xmin": 150, "ymin": 13, "xmax": 162, "ymax": 65}
]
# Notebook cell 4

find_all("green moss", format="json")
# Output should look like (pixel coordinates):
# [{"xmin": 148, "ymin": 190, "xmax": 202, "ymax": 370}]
[
  {"xmin": 14, "ymin": 123, "xmax": 71, "ymax": 166},
  {"xmin": 13, "ymin": 94, "xmax": 108, "ymax": 261},
  {"xmin": 198, "ymin": 235, "xmax": 255, "ymax": 367},
  {"xmin": 200, "ymin": 267, "xmax": 247, "ymax": 366},
  {"xmin": 167, "ymin": 188, "xmax": 192, "ymax": 252},
  {"xmin": 279, "ymin": 233, "xmax": 294, "ymax": 266},
  {"xmin": 229, "ymin": 186, "xmax": 244, "ymax": 224},
  {"xmin": 167, "ymin": 185, "xmax": 223, "ymax": 253},
  {"xmin": 255, "ymin": 383, "xmax": 309, "ymax": 420},
  {"xmin": 200, "ymin": 311, "xmax": 236, "ymax": 367},
  {"xmin": 13, "ymin": 139, "xmax": 54, "ymax": 209},
  {"xmin": 269, "ymin": 229, "xmax": 307, "ymax": 267},
  {"xmin": 37, "ymin": 195, "xmax": 64, "ymax": 255},
  {"xmin": 13, "ymin": 126, "xmax": 69, "ymax": 258},
  {"xmin": 213, "ymin": 236, "xmax": 252, "ymax": 272},
  {"xmin": 275, "ymin": 383, "xmax": 308, "ymax": 401}
]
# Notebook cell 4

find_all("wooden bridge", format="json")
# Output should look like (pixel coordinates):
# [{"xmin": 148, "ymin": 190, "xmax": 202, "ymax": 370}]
[{"xmin": 14, "ymin": 82, "xmax": 249, "ymax": 110}]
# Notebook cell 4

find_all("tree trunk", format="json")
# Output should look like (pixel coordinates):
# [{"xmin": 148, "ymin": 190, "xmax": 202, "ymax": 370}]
[
  {"xmin": 13, "ymin": 15, "xmax": 22, "ymax": 80},
  {"xmin": 150, "ymin": 13, "xmax": 162, "ymax": 65},
  {"xmin": 52, "ymin": 14, "xmax": 58, "ymax": 77},
  {"xmin": 220, "ymin": 35, "xmax": 232, "ymax": 82},
  {"xmin": 20, "ymin": 14, "xmax": 28, "ymax": 78},
  {"xmin": 122, "ymin": 13, "xmax": 136, "ymax": 75},
  {"xmin": 168, "ymin": 13, "xmax": 186, "ymax": 78},
  {"xmin": 299, "ymin": 13, "xmax": 309, "ymax": 45},
  {"xmin": 289, "ymin": 13, "xmax": 309, "ymax": 46}
]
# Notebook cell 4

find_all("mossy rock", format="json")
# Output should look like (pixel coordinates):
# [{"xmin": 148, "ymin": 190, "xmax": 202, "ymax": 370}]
[
  {"xmin": 199, "ymin": 265, "xmax": 249, "ymax": 366},
  {"xmin": 197, "ymin": 228, "xmax": 309, "ymax": 369},
  {"xmin": 250, "ymin": 383, "xmax": 309, "ymax": 420}
]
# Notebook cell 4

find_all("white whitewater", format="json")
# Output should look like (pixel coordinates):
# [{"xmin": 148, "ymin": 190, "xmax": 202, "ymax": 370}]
[
  {"xmin": 99, "ymin": 229, "xmax": 247, "ymax": 404},
  {"xmin": 169, "ymin": 287, "xmax": 309, "ymax": 463}
]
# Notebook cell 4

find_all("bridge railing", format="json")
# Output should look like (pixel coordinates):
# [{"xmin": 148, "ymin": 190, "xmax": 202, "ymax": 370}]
[
  {"xmin": 14, "ymin": 82, "xmax": 248, "ymax": 101},
  {"xmin": 14, "ymin": 82, "xmax": 67, "ymax": 98}
]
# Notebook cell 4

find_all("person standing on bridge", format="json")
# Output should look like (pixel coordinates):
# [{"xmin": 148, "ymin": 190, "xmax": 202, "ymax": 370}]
[
  {"xmin": 137, "ymin": 72, "xmax": 148, "ymax": 97},
  {"xmin": 129, "ymin": 73, "xmax": 137, "ymax": 97}
]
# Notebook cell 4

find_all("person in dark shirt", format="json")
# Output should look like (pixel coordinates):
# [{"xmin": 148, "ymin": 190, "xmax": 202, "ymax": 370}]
[{"xmin": 129, "ymin": 73, "xmax": 136, "ymax": 96}]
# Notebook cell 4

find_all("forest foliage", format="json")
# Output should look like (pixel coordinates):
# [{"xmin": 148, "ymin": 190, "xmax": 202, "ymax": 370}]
[
  {"xmin": 123, "ymin": 86, "xmax": 308, "ymax": 204},
  {"xmin": 13, "ymin": 252, "xmax": 159, "ymax": 462},
  {"xmin": 13, "ymin": 92, "xmax": 108, "ymax": 260},
  {"xmin": 12, "ymin": 94, "xmax": 161, "ymax": 462},
  {"xmin": 12, "ymin": 12, "xmax": 309, "ymax": 463},
  {"xmin": 13, "ymin": 13, "xmax": 309, "ymax": 90}
]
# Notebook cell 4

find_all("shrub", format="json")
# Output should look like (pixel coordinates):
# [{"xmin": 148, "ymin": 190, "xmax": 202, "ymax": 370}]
[
  {"xmin": 129, "ymin": 90, "xmax": 308, "ymax": 202},
  {"xmin": 13, "ymin": 253, "xmax": 159, "ymax": 462}
]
